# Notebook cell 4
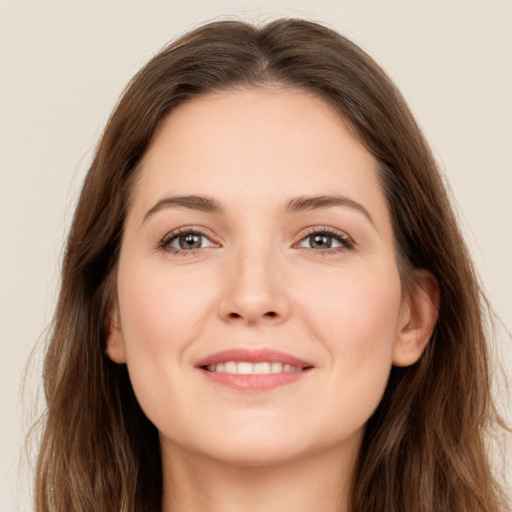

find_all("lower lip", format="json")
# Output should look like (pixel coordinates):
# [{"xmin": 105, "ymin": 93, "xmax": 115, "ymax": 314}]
[{"xmin": 198, "ymin": 368, "xmax": 311, "ymax": 391}]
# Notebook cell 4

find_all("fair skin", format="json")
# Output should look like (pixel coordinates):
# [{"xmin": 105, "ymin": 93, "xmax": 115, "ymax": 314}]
[{"xmin": 107, "ymin": 87, "xmax": 438, "ymax": 512}]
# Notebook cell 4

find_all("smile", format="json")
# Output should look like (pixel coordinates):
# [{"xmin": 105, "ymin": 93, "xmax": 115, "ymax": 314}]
[
  {"xmin": 205, "ymin": 361, "xmax": 303, "ymax": 374},
  {"xmin": 196, "ymin": 348, "xmax": 313, "ymax": 391}
]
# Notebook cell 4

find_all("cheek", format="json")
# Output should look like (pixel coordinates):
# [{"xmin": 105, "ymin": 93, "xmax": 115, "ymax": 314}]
[
  {"xmin": 297, "ymin": 264, "xmax": 402, "ymax": 422},
  {"xmin": 115, "ymin": 261, "xmax": 218, "ymax": 418},
  {"xmin": 118, "ymin": 261, "xmax": 216, "ymax": 352},
  {"xmin": 306, "ymin": 262, "xmax": 402, "ymax": 349}
]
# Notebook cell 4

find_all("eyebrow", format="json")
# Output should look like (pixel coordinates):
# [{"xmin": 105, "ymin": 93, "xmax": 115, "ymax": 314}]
[
  {"xmin": 285, "ymin": 194, "xmax": 375, "ymax": 226},
  {"xmin": 143, "ymin": 193, "xmax": 374, "ymax": 226},
  {"xmin": 143, "ymin": 195, "xmax": 223, "ymax": 223}
]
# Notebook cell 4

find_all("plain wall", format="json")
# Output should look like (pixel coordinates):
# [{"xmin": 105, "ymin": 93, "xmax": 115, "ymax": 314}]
[{"xmin": 1, "ymin": 1, "xmax": 510, "ymax": 510}]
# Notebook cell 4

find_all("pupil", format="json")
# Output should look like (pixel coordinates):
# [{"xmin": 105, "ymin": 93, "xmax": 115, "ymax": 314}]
[
  {"xmin": 180, "ymin": 234, "xmax": 201, "ymax": 249},
  {"xmin": 312, "ymin": 234, "xmax": 331, "ymax": 248}
]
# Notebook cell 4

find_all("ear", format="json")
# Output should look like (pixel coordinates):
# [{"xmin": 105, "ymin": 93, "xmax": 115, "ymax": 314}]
[
  {"xmin": 105, "ymin": 306, "xmax": 127, "ymax": 364},
  {"xmin": 392, "ymin": 269, "xmax": 440, "ymax": 367}
]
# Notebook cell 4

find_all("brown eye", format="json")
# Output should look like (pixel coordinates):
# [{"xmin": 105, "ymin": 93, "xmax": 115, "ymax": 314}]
[
  {"xmin": 298, "ymin": 229, "xmax": 353, "ymax": 251},
  {"xmin": 163, "ymin": 231, "xmax": 216, "ymax": 252},
  {"xmin": 178, "ymin": 233, "xmax": 203, "ymax": 249},
  {"xmin": 309, "ymin": 234, "xmax": 333, "ymax": 249}
]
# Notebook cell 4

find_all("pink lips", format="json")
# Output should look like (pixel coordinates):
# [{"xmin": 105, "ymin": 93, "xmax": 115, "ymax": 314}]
[
  {"xmin": 196, "ymin": 348, "xmax": 312, "ymax": 368},
  {"xmin": 196, "ymin": 348, "xmax": 313, "ymax": 391}
]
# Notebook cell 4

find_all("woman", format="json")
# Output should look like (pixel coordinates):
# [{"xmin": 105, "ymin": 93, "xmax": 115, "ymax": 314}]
[{"xmin": 34, "ymin": 19, "xmax": 509, "ymax": 511}]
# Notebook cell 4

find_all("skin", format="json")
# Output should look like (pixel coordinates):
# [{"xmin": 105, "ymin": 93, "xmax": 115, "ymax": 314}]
[{"xmin": 107, "ymin": 87, "xmax": 438, "ymax": 512}]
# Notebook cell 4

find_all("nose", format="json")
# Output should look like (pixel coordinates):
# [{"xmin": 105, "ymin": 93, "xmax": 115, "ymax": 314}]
[{"xmin": 218, "ymin": 247, "xmax": 291, "ymax": 326}]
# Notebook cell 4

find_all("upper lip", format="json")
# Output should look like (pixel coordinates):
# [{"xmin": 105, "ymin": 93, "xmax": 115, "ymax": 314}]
[{"xmin": 195, "ymin": 348, "xmax": 313, "ymax": 369}]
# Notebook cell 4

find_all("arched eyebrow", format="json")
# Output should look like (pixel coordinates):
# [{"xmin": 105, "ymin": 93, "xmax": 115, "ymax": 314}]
[
  {"xmin": 286, "ymin": 194, "xmax": 375, "ymax": 227},
  {"xmin": 143, "ymin": 195, "xmax": 223, "ymax": 223},
  {"xmin": 143, "ymin": 194, "xmax": 374, "ymax": 227}
]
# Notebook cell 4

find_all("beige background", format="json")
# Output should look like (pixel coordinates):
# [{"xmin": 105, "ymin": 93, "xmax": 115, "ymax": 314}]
[{"xmin": 1, "ymin": 1, "xmax": 510, "ymax": 509}]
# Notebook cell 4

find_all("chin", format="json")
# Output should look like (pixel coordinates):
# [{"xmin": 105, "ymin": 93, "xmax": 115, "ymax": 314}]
[
  {"xmin": 202, "ymin": 443, "xmax": 310, "ymax": 469},
  {"xmin": 163, "ymin": 419, "xmax": 363, "ymax": 470}
]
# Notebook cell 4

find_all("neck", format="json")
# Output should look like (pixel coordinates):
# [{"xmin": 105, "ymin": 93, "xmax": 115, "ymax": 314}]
[{"xmin": 160, "ymin": 440, "xmax": 359, "ymax": 512}]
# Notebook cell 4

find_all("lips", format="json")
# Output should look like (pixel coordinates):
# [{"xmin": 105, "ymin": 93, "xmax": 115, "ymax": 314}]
[
  {"xmin": 196, "ymin": 348, "xmax": 313, "ymax": 391},
  {"xmin": 205, "ymin": 361, "xmax": 302, "ymax": 374},
  {"xmin": 196, "ymin": 348, "xmax": 312, "ymax": 368}
]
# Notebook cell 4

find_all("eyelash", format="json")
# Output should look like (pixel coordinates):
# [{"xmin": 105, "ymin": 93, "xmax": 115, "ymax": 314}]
[
  {"xmin": 158, "ymin": 227, "xmax": 217, "ymax": 256},
  {"xmin": 296, "ymin": 226, "xmax": 354, "ymax": 254},
  {"xmin": 157, "ymin": 226, "xmax": 354, "ymax": 256}
]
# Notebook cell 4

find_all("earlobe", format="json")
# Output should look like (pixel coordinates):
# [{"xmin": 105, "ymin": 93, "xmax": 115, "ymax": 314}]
[
  {"xmin": 105, "ymin": 307, "xmax": 127, "ymax": 364},
  {"xmin": 392, "ymin": 269, "xmax": 440, "ymax": 367}
]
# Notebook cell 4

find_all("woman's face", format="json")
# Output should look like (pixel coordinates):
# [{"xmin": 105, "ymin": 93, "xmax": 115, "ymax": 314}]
[{"xmin": 107, "ymin": 88, "xmax": 426, "ymax": 468}]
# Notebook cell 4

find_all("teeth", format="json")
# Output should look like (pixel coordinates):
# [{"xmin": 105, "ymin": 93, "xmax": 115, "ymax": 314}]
[
  {"xmin": 224, "ymin": 361, "xmax": 237, "ymax": 373},
  {"xmin": 271, "ymin": 362, "xmax": 282, "ymax": 373},
  {"xmin": 205, "ymin": 361, "xmax": 303, "ymax": 374},
  {"xmin": 254, "ymin": 362, "xmax": 271, "ymax": 374},
  {"xmin": 237, "ymin": 361, "xmax": 253, "ymax": 374}
]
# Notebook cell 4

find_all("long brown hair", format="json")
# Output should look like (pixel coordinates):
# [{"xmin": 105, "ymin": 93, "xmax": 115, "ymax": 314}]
[{"xmin": 34, "ymin": 19, "xmax": 509, "ymax": 511}]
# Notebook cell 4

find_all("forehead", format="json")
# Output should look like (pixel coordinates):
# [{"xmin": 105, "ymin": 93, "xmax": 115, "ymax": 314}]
[
  {"xmin": 130, "ymin": 87, "xmax": 390, "ymax": 231},
  {"xmin": 143, "ymin": 87, "xmax": 370, "ymax": 179}
]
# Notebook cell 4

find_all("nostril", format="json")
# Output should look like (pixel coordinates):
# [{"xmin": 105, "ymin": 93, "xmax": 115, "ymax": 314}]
[{"xmin": 227, "ymin": 311, "xmax": 277, "ymax": 319}]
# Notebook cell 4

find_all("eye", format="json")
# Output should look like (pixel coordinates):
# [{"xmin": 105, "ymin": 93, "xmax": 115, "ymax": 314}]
[
  {"xmin": 159, "ymin": 228, "xmax": 217, "ymax": 254},
  {"xmin": 297, "ymin": 228, "xmax": 353, "ymax": 251}
]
